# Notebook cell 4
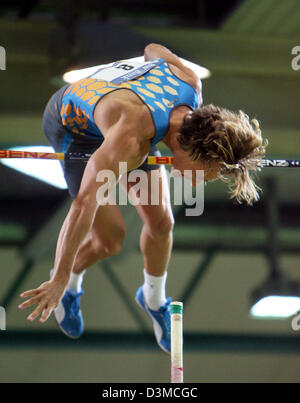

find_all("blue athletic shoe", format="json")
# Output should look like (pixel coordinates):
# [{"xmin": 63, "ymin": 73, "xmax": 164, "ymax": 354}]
[
  {"xmin": 50, "ymin": 269, "xmax": 84, "ymax": 339},
  {"xmin": 54, "ymin": 290, "xmax": 84, "ymax": 339},
  {"xmin": 135, "ymin": 286, "xmax": 171, "ymax": 353}
]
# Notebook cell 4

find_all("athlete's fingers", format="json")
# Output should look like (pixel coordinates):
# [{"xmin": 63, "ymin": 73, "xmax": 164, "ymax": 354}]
[
  {"xmin": 39, "ymin": 305, "xmax": 54, "ymax": 323},
  {"xmin": 27, "ymin": 302, "xmax": 46, "ymax": 322},
  {"xmin": 18, "ymin": 296, "xmax": 41, "ymax": 310},
  {"xmin": 20, "ymin": 289, "xmax": 40, "ymax": 299}
]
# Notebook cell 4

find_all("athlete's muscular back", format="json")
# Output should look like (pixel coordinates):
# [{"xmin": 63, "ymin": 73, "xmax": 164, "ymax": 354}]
[
  {"xmin": 94, "ymin": 89, "xmax": 156, "ymax": 149},
  {"xmin": 93, "ymin": 43, "xmax": 202, "ymax": 148}
]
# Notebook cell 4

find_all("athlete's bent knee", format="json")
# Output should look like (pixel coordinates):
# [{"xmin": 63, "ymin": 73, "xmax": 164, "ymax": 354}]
[
  {"xmin": 104, "ymin": 239, "xmax": 124, "ymax": 257},
  {"xmin": 148, "ymin": 213, "xmax": 174, "ymax": 237},
  {"xmin": 103, "ymin": 227, "xmax": 125, "ymax": 257},
  {"xmin": 91, "ymin": 226, "xmax": 125, "ymax": 258}
]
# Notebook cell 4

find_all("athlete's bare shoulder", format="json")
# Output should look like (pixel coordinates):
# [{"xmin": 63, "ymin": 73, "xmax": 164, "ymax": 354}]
[{"xmin": 93, "ymin": 89, "xmax": 155, "ymax": 142}]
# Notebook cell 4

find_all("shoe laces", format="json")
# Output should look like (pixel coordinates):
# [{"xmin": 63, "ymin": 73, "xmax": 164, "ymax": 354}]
[{"xmin": 158, "ymin": 297, "xmax": 172, "ymax": 333}]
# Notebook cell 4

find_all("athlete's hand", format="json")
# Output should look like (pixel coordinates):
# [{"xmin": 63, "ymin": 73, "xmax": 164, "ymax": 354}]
[{"xmin": 18, "ymin": 280, "xmax": 67, "ymax": 323}]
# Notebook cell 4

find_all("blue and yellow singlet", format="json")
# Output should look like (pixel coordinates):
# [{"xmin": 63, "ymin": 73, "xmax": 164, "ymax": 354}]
[{"xmin": 60, "ymin": 58, "xmax": 199, "ymax": 145}]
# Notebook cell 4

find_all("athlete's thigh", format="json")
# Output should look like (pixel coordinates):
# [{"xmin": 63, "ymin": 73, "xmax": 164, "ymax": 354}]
[
  {"xmin": 124, "ymin": 166, "xmax": 174, "ymax": 228},
  {"xmin": 91, "ymin": 195, "xmax": 126, "ymax": 242}
]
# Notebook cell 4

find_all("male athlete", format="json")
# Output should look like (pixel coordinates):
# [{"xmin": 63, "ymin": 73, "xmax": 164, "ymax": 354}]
[{"xmin": 19, "ymin": 43, "xmax": 266, "ymax": 353}]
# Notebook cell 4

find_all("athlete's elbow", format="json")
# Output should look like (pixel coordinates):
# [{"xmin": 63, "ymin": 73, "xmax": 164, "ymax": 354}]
[
  {"xmin": 145, "ymin": 43, "xmax": 158, "ymax": 51},
  {"xmin": 144, "ymin": 44, "xmax": 152, "ymax": 60},
  {"xmin": 144, "ymin": 43, "xmax": 160, "ymax": 60},
  {"xmin": 72, "ymin": 192, "xmax": 96, "ymax": 214}
]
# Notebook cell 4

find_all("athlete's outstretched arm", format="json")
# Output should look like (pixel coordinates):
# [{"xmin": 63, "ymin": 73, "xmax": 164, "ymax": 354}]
[{"xmin": 19, "ymin": 123, "xmax": 147, "ymax": 323}]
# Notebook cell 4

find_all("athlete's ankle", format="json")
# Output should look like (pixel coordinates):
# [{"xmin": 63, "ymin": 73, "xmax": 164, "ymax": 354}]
[
  {"xmin": 67, "ymin": 270, "xmax": 86, "ymax": 293},
  {"xmin": 143, "ymin": 269, "xmax": 167, "ymax": 310}
]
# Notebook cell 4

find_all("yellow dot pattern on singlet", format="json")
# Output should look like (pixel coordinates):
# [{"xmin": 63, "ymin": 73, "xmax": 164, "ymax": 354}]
[
  {"xmin": 64, "ymin": 104, "xmax": 72, "ymax": 115},
  {"xmin": 163, "ymin": 85, "xmax": 178, "ymax": 96},
  {"xmin": 137, "ymin": 87, "xmax": 156, "ymax": 98},
  {"xmin": 87, "ymin": 82, "xmax": 107, "ymax": 90},
  {"xmin": 167, "ymin": 76, "xmax": 180, "ymax": 86},
  {"xmin": 61, "ymin": 65, "xmax": 182, "ymax": 135},
  {"xmin": 146, "ymin": 83, "xmax": 163, "ymax": 94},
  {"xmin": 119, "ymin": 82, "xmax": 131, "ymax": 89},
  {"xmin": 155, "ymin": 101, "xmax": 166, "ymax": 112},
  {"xmin": 81, "ymin": 91, "xmax": 95, "ymax": 101},
  {"xmin": 128, "ymin": 80, "xmax": 142, "ymax": 86},
  {"xmin": 88, "ymin": 95, "xmax": 100, "ymax": 105},
  {"xmin": 147, "ymin": 76, "xmax": 162, "ymax": 84},
  {"xmin": 162, "ymin": 98, "xmax": 173, "ymax": 108},
  {"xmin": 149, "ymin": 69, "xmax": 164, "ymax": 76}
]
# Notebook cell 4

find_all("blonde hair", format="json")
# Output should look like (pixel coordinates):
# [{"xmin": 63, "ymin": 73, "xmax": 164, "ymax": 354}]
[{"xmin": 177, "ymin": 104, "xmax": 268, "ymax": 205}]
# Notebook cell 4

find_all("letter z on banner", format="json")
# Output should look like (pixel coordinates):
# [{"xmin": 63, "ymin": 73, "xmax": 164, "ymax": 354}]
[{"xmin": 89, "ymin": 59, "xmax": 164, "ymax": 84}]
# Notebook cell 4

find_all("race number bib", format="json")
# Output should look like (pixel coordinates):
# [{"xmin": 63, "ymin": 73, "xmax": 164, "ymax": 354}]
[{"xmin": 89, "ymin": 59, "xmax": 163, "ymax": 84}]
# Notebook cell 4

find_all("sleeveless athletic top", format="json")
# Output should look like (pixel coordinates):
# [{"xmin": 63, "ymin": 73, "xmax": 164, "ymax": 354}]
[{"xmin": 60, "ymin": 58, "xmax": 199, "ymax": 145}]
